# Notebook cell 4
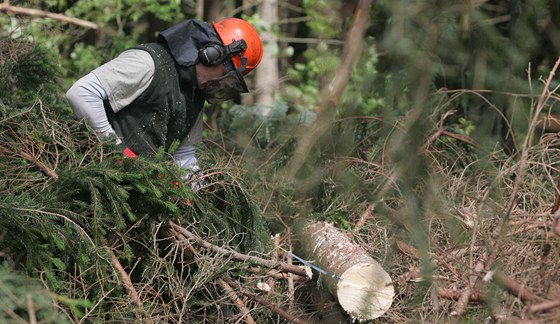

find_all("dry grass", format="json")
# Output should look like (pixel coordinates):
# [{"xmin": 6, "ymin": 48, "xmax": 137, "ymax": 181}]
[{"xmin": 347, "ymin": 75, "xmax": 560, "ymax": 322}]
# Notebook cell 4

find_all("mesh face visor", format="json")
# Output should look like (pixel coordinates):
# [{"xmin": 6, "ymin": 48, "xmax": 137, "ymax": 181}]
[{"xmin": 203, "ymin": 57, "xmax": 249, "ymax": 104}]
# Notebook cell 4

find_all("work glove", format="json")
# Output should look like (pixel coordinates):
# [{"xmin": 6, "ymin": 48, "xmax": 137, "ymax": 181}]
[{"xmin": 182, "ymin": 164, "xmax": 207, "ymax": 193}]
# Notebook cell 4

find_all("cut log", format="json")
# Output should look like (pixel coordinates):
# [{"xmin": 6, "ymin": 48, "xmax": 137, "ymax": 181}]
[{"xmin": 296, "ymin": 221, "xmax": 394, "ymax": 321}]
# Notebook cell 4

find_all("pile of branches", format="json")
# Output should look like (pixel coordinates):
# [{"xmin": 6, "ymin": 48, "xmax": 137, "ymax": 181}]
[{"xmin": 0, "ymin": 39, "xmax": 318, "ymax": 323}]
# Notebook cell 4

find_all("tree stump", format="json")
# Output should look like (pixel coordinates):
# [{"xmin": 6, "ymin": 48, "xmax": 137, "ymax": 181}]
[{"xmin": 297, "ymin": 221, "xmax": 394, "ymax": 321}]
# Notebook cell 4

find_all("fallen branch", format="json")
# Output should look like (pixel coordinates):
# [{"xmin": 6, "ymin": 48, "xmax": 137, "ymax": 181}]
[
  {"xmin": 0, "ymin": 0, "xmax": 97, "ymax": 29},
  {"xmin": 494, "ymin": 272, "xmax": 536, "ymax": 303},
  {"xmin": 352, "ymin": 203, "xmax": 375, "ymax": 233},
  {"xmin": 17, "ymin": 151, "xmax": 59, "ymax": 180},
  {"xmin": 435, "ymin": 287, "xmax": 484, "ymax": 302},
  {"xmin": 104, "ymin": 247, "xmax": 144, "ymax": 311},
  {"xmin": 222, "ymin": 276, "xmax": 310, "ymax": 324},
  {"xmin": 169, "ymin": 221, "xmax": 312, "ymax": 278},
  {"xmin": 526, "ymin": 299, "xmax": 560, "ymax": 314},
  {"xmin": 217, "ymin": 278, "xmax": 255, "ymax": 324}
]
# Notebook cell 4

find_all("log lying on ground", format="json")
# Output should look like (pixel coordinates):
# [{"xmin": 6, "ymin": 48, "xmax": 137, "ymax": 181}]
[{"xmin": 296, "ymin": 221, "xmax": 394, "ymax": 321}]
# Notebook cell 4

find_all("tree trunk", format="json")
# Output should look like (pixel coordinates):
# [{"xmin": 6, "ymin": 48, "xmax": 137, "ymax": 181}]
[
  {"xmin": 296, "ymin": 221, "xmax": 394, "ymax": 321},
  {"xmin": 254, "ymin": 0, "xmax": 279, "ymax": 113}
]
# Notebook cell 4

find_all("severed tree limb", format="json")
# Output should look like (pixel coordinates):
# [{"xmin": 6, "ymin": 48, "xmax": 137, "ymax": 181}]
[
  {"xmin": 217, "ymin": 278, "xmax": 255, "ymax": 324},
  {"xmin": 222, "ymin": 277, "xmax": 310, "ymax": 324},
  {"xmin": 169, "ymin": 221, "xmax": 312, "ymax": 278},
  {"xmin": 436, "ymin": 287, "xmax": 484, "ymax": 302},
  {"xmin": 0, "ymin": 0, "xmax": 97, "ymax": 29},
  {"xmin": 104, "ymin": 247, "xmax": 143, "ymax": 311},
  {"xmin": 17, "ymin": 151, "xmax": 59, "ymax": 180},
  {"xmin": 0, "ymin": 144, "xmax": 59, "ymax": 180},
  {"xmin": 494, "ymin": 272, "xmax": 536, "ymax": 303},
  {"xmin": 526, "ymin": 299, "xmax": 560, "ymax": 314}
]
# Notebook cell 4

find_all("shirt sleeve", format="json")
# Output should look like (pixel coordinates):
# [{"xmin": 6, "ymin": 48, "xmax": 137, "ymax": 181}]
[
  {"xmin": 92, "ymin": 49, "xmax": 155, "ymax": 113},
  {"xmin": 66, "ymin": 72, "xmax": 116, "ymax": 138}
]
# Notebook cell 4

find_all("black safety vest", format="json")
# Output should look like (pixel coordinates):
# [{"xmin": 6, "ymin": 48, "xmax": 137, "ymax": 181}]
[{"xmin": 104, "ymin": 43, "xmax": 204, "ymax": 156}]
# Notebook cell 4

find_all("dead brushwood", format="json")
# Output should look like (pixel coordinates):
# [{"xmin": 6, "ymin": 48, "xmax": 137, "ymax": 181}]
[
  {"xmin": 169, "ymin": 221, "xmax": 312, "ymax": 278},
  {"xmin": 221, "ymin": 277, "xmax": 310, "ymax": 324},
  {"xmin": 164, "ymin": 222, "xmax": 312, "ymax": 322}
]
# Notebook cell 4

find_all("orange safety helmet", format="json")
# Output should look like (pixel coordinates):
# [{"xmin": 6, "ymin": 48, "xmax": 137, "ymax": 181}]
[{"xmin": 212, "ymin": 18, "xmax": 263, "ymax": 74}]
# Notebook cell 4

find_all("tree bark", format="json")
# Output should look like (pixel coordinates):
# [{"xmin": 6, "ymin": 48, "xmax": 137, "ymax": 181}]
[
  {"xmin": 296, "ymin": 221, "xmax": 394, "ymax": 321},
  {"xmin": 254, "ymin": 0, "xmax": 279, "ymax": 112}
]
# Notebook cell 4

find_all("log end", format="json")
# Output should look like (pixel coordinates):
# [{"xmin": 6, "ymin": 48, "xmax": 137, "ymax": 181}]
[{"xmin": 336, "ymin": 262, "xmax": 394, "ymax": 321}]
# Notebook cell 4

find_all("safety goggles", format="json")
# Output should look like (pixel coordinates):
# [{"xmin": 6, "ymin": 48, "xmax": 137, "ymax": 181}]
[{"xmin": 203, "ymin": 59, "xmax": 249, "ymax": 104}]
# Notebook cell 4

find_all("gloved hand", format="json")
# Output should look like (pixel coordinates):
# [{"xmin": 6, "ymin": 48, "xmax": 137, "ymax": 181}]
[{"xmin": 182, "ymin": 164, "xmax": 207, "ymax": 193}]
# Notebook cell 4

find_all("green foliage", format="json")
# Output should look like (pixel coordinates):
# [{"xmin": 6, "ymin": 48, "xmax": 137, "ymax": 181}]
[
  {"xmin": 1, "ymin": 37, "xmax": 272, "ymax": 321},
  {"xmin": 302, "ymin": 0, "xmax": 344, "ymax": 38},
  {"xmin": 0, "ymin": 38, "xmax": 64, "ymax": 110},
  {"xmin": 0, "ymin": 266, "xmax": 73, "ymax": 323}
]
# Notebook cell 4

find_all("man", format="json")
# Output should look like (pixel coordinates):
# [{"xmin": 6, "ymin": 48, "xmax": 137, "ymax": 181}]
[{"xmin": 66, "ymin": 18, "xmax": 263, "ymax": 176}]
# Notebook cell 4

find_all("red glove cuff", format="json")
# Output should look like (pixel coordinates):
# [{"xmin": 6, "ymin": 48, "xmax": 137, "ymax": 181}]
[{"xmin": 122, "ymin": 147, "xmax": 137, "ymax": 158}]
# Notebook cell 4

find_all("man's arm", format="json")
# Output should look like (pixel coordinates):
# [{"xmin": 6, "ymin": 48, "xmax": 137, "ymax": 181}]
[
  {"xmin": 66, "ymin": 49, "xmax": 155, "ymax": 146},
  {"xmin": 66, "ymin": 73, "xmax": 117, "ymax": 139}
]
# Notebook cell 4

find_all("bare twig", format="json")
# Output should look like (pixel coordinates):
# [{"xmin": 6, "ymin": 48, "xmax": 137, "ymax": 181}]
[
  {"xmin": 170, "ymin": 221, "xmax": 311, "ymax": 278},
  {"xmin": 104, "ymin": 247, "xmax": 144, "ymax": 312},
  {"xmin": 246, "ymin": 267, "xmax": 308, "ymax": 282},
  {"xmin": 222, "ymin": 277, "xmax": 310, "ymax": 324},
  {"xmin": 526, "ymin": 299, "xmax": 560, "ymax": 314},
  {"xmin": 494, "ymin": 272, "xmax": 536, "ymax": 303},
  {"xmin": 353, "ymin": 203, "xmax": 375, "ymax": 233},
  {"xmin": 17, "ymin": 151, "xmax": 59, "ymax": 180},
  {"xmin": 217, "ymin": 278, "xmax": 255, "ymax": 324},
  {"xmin": 396, "ymin": 240, "xmax": 538, "ymax": 310},
  {"xmin": 421, "ymin": 110, "xmax": 477, "ymax": 152},
  {"xmin": 436, "ymin": 287, "xmax": 484, "ymax": 302},
  {"xmin": 0, "ymin": 0, "xmax": 97, "ymax": 29}
]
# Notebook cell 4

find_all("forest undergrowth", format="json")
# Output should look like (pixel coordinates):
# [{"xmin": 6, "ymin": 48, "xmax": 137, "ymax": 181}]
[{"xmin": 3, "ymin": 37, "xmax": 560, "ymax": 324}]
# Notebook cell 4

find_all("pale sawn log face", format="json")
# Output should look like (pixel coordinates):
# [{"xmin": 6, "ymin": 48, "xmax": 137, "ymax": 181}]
[
  {"xmin": 297, "ymin": 221, "xmax": 394, "ymax": 320},
  {"xmin": 337, "ymin": 263, "xmax": 394, "ymax": 320}
]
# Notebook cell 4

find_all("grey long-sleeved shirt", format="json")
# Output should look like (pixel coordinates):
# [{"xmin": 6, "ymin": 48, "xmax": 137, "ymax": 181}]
[{"xmin": 66, "ymin": 49, "xmax": 203, "ymax": 170}]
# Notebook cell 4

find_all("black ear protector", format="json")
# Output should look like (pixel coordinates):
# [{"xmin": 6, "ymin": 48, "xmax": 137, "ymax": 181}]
[{"xmin": 198, "ymin": 39, "xmax": 247, "ymax": 66}]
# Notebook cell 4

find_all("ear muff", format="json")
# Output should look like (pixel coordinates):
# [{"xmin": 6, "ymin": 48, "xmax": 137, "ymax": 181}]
[
  {"xmin": 198, "ymin": 40, "xmax": 247, "ymax": 66},
  {"xmin": 198, "ymin": 42, "xmax": 227, "ymax": 66}
]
